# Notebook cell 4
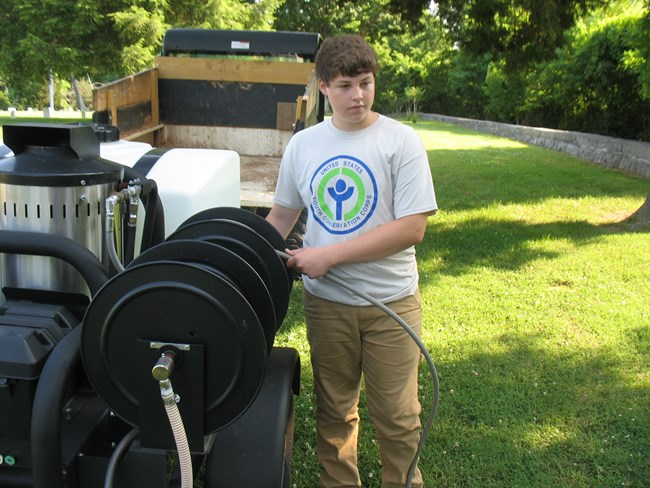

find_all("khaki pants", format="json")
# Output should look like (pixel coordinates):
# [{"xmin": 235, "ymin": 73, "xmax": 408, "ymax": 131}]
[{"xmin": 304, "ymin": 289, "xmax": 424, "ymax": 488}]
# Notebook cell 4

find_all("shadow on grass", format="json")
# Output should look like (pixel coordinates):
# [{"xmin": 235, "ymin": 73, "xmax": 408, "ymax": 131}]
[
  {"xmin": 424, "ymin": 331, "xmax": 649, "ymax": 487},
  {"xmin": 284, "ymin": 321, "xmax": 650, "ymax": 487},
  {"xmin": 417, "ymin": 217, "xmax": 603, "ymax": 282}
]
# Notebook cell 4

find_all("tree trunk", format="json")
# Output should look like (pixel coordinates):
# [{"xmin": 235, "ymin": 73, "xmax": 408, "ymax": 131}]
[
  {"xmin": 71, "ymin": 78, "xmax": 88, "ymax": 112},
  {"xmin": 627, "ymin": 192, "xmax": 650, "ymax": 228}
]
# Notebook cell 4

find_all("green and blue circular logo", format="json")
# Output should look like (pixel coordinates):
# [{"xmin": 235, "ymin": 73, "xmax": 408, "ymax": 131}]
[{"xmin": 309, "ymin": 155, "xmax": 378, "ymax": 234}]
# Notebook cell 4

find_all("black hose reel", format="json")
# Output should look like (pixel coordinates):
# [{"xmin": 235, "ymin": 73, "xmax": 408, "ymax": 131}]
[{"xmin": 80, "ymin": 207, "xmax": 293, "ymax": 452}]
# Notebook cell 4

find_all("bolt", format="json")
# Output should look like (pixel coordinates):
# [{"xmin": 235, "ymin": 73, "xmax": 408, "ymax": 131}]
[{"xmin": 63, "ymin": 406, "xmax": 73, "ymax": 420}]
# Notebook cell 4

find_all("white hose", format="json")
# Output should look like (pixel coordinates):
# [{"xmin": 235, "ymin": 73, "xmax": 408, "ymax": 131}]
[{"xmin": 160, "ymin": 380, "xmax": 193, "ymax": 488}]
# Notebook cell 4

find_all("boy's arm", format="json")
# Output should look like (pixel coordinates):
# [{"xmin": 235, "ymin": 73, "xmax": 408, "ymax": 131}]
[
  {"xmin": 266, "ymin": 203, "xmax": 304, "ymax": 240},
  {"xmin": 285, "ymin": 212, "xmax": 431, "ymax": 279}
]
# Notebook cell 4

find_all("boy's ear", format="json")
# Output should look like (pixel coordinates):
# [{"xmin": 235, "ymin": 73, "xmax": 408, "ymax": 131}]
[{"xmin": 318, "ymin": 79, "xmax": 329, "ymax": 96}]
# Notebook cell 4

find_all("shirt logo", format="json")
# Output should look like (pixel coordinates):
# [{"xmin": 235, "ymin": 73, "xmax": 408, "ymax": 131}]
[{"xmin": 309, "ymin": 155, "xmax": 378, "ymax": 234}]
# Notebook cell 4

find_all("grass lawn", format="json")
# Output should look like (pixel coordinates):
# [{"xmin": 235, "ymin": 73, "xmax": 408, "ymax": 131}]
[
  {"xmin": 2, "ymin": 113, "xmax": 647, "ymax": 487},
  {"xmin": 275, "ymin": 120, "xmax": 649, "ymax": 487}
]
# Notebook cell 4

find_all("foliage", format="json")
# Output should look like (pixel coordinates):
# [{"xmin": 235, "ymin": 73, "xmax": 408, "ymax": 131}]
[
  {"xmin": 444, "ymin": 51, "xmax": 490, "ymax": 120},
  {"xmin": 0, "ymin": 84, "xmax": 10, "ymax": 109},
  {"xmin": 0, "ymin": 0, "xmax": 281, "ymax": 109},
  {"xmin": 435, "ymin": 0, "xmax": 609, "ymax": 69},
  {"xmin": 523, "ymin": 3, "xmax": 650, "ymax": 139},
  {"xmin": 164, "ymin": 0, "xmax": 280, "ymax": 30},
  {"xmin": 387, "ymin": 0, "xmax": 431, "ymax": 23},
  {"xmin": 483, "ymin": 60, "xmax": 526, "ymax": 123},
  {"xmin": 371, "ymin": 13, "xmax": 450, "ymax": 114},
  {"xmin": 273, "ymin": 0, "xmax": 404, "ymax": 41},
  {"xmin": 621, "ymin": 0, "xmax": 650, "ymax": 100},
  {"xmin": 1, "ymin": 0, "xmax": 649, "ymax": 140}
]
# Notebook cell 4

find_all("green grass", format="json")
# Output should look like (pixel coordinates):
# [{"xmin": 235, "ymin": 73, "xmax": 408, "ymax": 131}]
[{"xmin": 275, "ymin": 120, "xmax": 649, "ymax": 487}]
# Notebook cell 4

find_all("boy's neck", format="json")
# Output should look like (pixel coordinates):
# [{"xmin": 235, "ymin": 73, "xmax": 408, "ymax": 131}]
[{"xmin": 331, "ymin": 111, "xmax": 379, "ymax": 132}]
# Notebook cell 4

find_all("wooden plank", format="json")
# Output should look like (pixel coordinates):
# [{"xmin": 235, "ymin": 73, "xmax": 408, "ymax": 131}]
[
  {"xmin": 276, "ymin": 102, "xmax": 296, "ymax": 130},
  {"xmin": 304, "ymin": 71, "xmax": 321, "ymax": 128},
  {"xmin": 150, "ymin": 69, "xmax": 160, "ymax": 126},
  {"xmin": 123, "ymin": 124, "xmax": 165, "ymax": 142},
  {"xmin": 155, "ymin": 56, "xmax": 315, "ymax": 85},
  {"xmin": 94, "ymin": 88, "xmax": 108, "ymax": 112},
  {"xmin": 94, "ymin": 68, "xmax": 158, "ymax": 111}
]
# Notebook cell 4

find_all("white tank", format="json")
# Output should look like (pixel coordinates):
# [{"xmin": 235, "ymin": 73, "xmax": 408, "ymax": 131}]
[
  {"xmin": 99, "ymin": 139, "xmax": 241, "ymax": 237},
  {"xmin": 99, "ymin": 139, "xmax": 152, "ymax": 167},
  {"xmin": 144, "ymin": 148, "xmax": 241, "ymax": 236}
]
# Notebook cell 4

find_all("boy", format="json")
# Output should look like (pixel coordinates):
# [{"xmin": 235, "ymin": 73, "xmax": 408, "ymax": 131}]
[{"xmin": 266, "ymin": 34, "xmax": 437, "ymax": 488}]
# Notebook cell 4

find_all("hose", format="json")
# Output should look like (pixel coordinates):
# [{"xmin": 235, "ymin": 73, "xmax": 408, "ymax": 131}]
[
  {"xmin": 104, "ymin": 428, "xmax": 139, "ymax": 488},
  {"xmin": 124, "ymin": 184, "xmax": 140, "ymax": 265},
  {"xmin": 276, "ymin": 250, "xmax": 439, "ymax": 488},
  {"xmin": 159, "ymin": 379, "xmax": 193, "ymax": 488},
  {"xmin": 106, "ymin": 193, "xmax": 126, "ymax": 273},
  {"xmin": 30, "ymin": 326, "xmax": 81, "ymax": 488},
  {"xmin": 122, "ymin": 166, "xmax": 165, "ymax": 251},
  {"xmin": 0, "ymin": 229, "xmax": 108, "ymax": 488},
  {"xmin": 0, "ymin": 230, "xmax": 109, "ymax": 295},
  {"xmin": 105, "ymin": 184, "xmax": 141, "ymax": 273}
]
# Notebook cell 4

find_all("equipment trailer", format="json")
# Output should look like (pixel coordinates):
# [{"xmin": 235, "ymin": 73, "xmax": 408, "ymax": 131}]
[{"xmin": 93, "ymin": 28, "xmax": 324, "ymax": 213}]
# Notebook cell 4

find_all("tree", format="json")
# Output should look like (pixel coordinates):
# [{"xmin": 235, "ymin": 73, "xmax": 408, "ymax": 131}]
[
  {"xmin": 273, "ymin": 0, "xmax": 405, "ymax": 41},
  {"xmin": 623, "ymin": 0, "xmax": 650, "ymax": 100},
  {"xmin": 626, "ymin": 194, "xmax": 650, "ymax": 228},
  {"xmin": 520, "ymin": 2, "xmax": 650, "ymax": 140},
  {"xmin": 371, "ymin": 12, "xmax": 453, "ymax": 114},
  {"xmin": 436, "ymin": 0, "xmax": 610, "ymax": 69},
  {"xmin": 387, "ymin": 0, "xmax": 432, "ymax": 24},
  {"xmin": 0, "ymin": 0, "xmax": 161, "ymax": 108},
  {"xmin": 0, "ymin": 0, "xmax": 281, "ymax": 109}
]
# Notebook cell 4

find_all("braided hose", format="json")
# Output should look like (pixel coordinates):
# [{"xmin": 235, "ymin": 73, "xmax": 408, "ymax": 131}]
[{"xmin": 160, "ymin": 380, "xmax": 193, "ymax": 488}]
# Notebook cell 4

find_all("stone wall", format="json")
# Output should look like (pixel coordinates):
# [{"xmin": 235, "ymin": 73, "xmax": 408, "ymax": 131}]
[{"xmin": 420, "ymin": 114, "xmax": 650, "ymax": 180}]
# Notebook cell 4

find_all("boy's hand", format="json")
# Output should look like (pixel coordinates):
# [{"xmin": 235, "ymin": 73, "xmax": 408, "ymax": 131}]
[{"xmin": 284, "ymin": 247, "xmax": 332, "ymax": 279}]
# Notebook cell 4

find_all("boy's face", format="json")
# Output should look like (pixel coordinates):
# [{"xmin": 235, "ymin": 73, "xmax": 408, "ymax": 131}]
[{"xmin": 319, "ymin": 72, "xmax": 376, "ymax": 131}]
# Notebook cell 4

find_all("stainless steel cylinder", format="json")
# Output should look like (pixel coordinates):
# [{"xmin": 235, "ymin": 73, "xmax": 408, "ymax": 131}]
[
  {"xmin": 0, "ymin": 124, "xmax": 124, "ymax": 297},
  {"xmin": 0, "ymin": 181, "xmax": 114, "ymax": 295}
]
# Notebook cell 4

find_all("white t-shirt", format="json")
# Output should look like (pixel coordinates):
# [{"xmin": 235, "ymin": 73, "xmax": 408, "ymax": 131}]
[{"xmin": 274, "ymin": 115, "xmax": 437, "ymax": 305}]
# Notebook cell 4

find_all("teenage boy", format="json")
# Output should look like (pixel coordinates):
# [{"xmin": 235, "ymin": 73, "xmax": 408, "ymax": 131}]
[{"xmin": 267, "ymin": 34, "xmax": 437, "ymax": 488}]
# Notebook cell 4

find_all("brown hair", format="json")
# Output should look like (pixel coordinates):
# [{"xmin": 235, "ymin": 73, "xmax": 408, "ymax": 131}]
[{"xmin": 315, "ymin": 34, "xmax": 378, "ymax": 85}]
